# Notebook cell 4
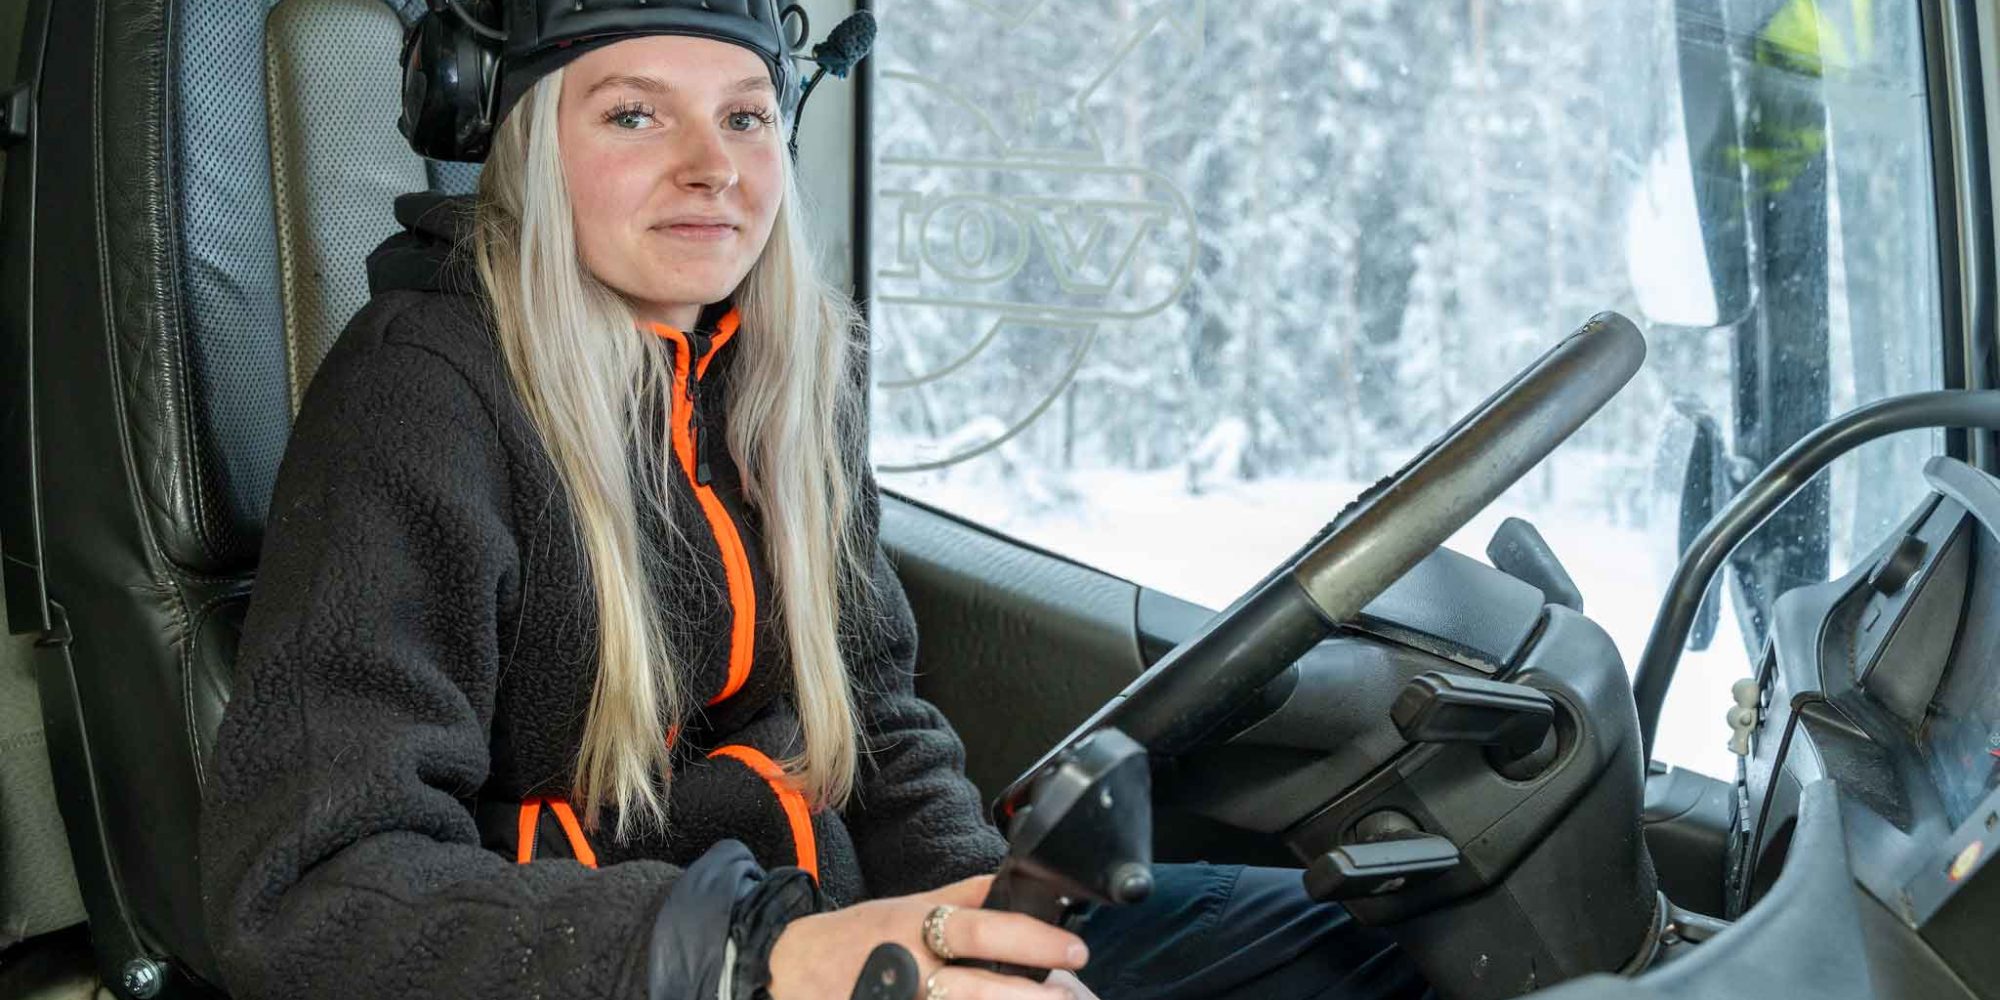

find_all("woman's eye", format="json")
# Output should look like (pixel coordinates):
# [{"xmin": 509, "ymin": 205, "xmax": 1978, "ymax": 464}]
[
  {"xmin": 726, "ymin": 108, "xmax": 777, "ymax": 132},
  {"xmin": 604, "ymin": 102, "xmax": 656, "ymax": 129}
]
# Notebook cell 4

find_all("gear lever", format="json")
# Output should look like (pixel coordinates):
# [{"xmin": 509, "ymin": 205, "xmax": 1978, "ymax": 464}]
[{"xmin": 957, "ymin": 728, "xmax": 1155, "ymax": 980}]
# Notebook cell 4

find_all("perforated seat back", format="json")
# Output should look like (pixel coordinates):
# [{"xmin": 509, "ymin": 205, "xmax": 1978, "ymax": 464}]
[{"xmin": 0, "ymin": 1, "xmax": 477, "ymax": 991}]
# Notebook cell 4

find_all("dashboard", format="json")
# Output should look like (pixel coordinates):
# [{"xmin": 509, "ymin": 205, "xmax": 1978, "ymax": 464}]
[{"xmin": 1742, "ymin": 456, "xmax": 2000, "ymax": 995}]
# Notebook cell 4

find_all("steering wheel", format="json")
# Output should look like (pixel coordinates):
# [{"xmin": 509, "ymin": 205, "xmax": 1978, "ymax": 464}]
[{"xmin": 967, "ymin": 311, "xmax": 1647, "ymax": 966}]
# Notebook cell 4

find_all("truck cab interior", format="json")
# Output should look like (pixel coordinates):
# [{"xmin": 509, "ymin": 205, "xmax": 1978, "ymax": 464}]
[{"xmin": 1, "ymin": 1, "xmax": 1998, "ymax": 999}]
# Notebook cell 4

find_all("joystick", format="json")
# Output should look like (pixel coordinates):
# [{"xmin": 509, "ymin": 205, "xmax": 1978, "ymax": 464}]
[{"xmin": 960, "ymin": 728, "xmax": 1154, "ymax": 980}]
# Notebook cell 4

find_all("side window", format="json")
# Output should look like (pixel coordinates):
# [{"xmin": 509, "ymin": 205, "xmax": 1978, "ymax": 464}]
[{"xmin": 867, "ymin": 0, "xmax": 1942, "ymax": 779}]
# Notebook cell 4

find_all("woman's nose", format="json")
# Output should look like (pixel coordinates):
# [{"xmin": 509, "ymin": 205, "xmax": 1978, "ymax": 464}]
[{"xmin": 674, "ymin": 130, "xmax": 738, "ymax": 193}]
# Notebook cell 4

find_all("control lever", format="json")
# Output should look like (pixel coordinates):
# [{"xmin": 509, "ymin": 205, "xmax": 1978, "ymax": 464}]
[
  {"xmin": 963, "ymin": 728, "xmax": 1154, "ymax": 981},
  {"xmin": 1310, "ymin": 673, "xmax": 1558, "ymax": 906},
  {"xmin": 1305, "ymin": 834, "xmax": 1462, "ymax": 901},
  {"xmin": 1486, "ymin": 517, "xmax": 1584, "ymax": 612},
  {"xmin": 1392, "ymin": 670, "xmax": 1556, "ymax": 763}
]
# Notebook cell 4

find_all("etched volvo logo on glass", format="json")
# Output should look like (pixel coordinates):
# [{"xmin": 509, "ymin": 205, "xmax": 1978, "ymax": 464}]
[{"xmin": 867, "ymin": 1, "xmax": 1202, "ymax": 472}]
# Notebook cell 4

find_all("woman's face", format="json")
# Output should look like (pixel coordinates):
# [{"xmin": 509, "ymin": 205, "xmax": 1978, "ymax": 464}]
[{"xmin": 557, "ymin": 35, "xmax": 785, "ymax": 332}]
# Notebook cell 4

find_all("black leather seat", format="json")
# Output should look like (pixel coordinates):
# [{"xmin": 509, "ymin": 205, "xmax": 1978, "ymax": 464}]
[{"xmin": 0, "ymin": 1, "xmax": 477, "ymax": 993}]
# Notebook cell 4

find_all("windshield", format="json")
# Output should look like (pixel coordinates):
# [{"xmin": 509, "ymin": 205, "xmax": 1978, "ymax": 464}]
[{"xmin": 865, "ymin": 0, "xmax": 1944, "ymax": 779}]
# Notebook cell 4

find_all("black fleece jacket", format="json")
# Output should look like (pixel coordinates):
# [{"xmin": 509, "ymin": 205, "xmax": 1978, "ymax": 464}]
[{"xmin": 198, "ymin": 192, "xmax": 1007, "ymax": 1000}]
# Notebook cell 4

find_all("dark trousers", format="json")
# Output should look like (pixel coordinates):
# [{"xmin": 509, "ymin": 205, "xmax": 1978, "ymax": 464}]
[{"xmin": 1072, "ymin": 864, "xmax": 1435, "ymax": 1000}]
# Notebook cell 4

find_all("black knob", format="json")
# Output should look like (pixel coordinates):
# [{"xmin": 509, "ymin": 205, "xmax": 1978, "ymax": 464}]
[{"xmin": 1110, "ymin": 862, "xmax": 1153, "ymax": 905}]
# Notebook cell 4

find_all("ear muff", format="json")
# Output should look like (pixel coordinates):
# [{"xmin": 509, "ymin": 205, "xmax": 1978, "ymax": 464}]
[{"xmin": 398, "ymin": 5, "xmax": 502, "ymax": 163}]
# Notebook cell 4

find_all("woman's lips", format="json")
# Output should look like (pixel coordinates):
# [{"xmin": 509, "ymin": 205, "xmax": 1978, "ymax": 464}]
[{"xmin": 660, "ymin": 223, "xmax": 736, "ymax": 242}]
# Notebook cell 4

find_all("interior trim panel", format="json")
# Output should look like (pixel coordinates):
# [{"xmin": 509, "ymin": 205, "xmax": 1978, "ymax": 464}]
[{"xmin": 881, "ymin": 493, "xmax": 1148, "ymax": 803}]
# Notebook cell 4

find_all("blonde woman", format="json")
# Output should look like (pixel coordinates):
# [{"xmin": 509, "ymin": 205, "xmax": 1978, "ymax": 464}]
[{"xmin": 200, "ymin": 4, "xmax": 1427, "ymax": 999}]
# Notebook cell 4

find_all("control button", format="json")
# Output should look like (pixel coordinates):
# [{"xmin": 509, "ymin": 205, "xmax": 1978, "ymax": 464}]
[{"xmin": 1352, "ymin": 809, "xmax": 1422, "ymax": 843}]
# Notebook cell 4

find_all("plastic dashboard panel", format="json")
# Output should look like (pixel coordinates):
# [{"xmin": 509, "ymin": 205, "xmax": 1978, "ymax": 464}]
[
  {"xmin": 1531, "ymin": 780, "xmax": 1976, "ymax": 1000},
  {"xmin": 1729, "ymin": 462, "xmax": 2000, "ymax": 996}
]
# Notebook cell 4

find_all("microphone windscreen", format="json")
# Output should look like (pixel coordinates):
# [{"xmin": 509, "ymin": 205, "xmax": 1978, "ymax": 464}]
[{"xmin": 813, "ymin": 10, "xmax": 877, "ymax": 78}]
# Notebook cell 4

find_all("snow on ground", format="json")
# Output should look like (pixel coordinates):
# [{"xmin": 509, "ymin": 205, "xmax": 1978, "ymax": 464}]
[{"xmin": 888, "ymin": 466, "xmax": 1748, "ymax": 779}]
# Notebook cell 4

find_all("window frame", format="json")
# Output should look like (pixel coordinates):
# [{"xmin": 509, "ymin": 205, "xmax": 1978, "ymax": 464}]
[{"xmin": 1923, "ymin": 0, "xmax": 1999, "ymax": 470}]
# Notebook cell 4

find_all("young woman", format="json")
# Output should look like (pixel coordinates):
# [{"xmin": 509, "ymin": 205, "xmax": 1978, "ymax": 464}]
[{"xmin": 199, "ymin": 9, "xmax": 1429, "ymax": 1000}]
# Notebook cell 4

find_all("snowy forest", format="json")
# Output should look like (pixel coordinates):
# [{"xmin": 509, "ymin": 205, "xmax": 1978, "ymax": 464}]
[{"xmin": 862, "ymin": 0, "xmax": 1942, "ymax": 776}]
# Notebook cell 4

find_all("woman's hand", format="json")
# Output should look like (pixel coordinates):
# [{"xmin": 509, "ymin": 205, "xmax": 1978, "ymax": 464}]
[
  {"xmin": 1044, "ymin": 970, "xmax": 1099, "ymax": 998},
  {"xmin": 767, "ymin": 874, "xmax": 1092, "ymax": 999}
]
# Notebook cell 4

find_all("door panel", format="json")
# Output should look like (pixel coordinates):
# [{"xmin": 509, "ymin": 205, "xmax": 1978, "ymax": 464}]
[{"xmin": 882, "ymin": 493, "xmax": 1146, "ymax": 805}]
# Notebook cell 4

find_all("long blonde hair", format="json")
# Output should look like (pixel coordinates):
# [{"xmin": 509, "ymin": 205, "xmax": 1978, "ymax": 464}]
[{"xmin": 469, "ymin": 67, "xmax": 869, "ymax": 838}]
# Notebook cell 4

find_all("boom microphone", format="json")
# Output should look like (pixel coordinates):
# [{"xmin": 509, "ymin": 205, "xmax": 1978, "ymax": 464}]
[
  {"xmin": 811, "ymin": 10, "xmax": 876, "ymax": 78},
  {"xmin": 788, "ymin": 10, "xmax": 877, "ymax": 157}
]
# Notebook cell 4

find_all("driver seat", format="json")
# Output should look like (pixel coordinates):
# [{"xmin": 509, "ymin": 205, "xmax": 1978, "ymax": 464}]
[{"xmin": 0, "ymin": 0, "xmax": 477, "ymax": 993}]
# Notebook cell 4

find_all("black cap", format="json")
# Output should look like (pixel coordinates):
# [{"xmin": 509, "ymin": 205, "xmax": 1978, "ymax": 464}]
[{"xmin": 491, "ymin": 0, "xmax": 800, "ymax": 129}]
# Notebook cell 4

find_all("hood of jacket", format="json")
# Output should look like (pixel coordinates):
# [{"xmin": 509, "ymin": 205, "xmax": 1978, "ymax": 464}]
[{"xmin": 367, "ymin": 191, "xmax": 482, "ymax": 298}]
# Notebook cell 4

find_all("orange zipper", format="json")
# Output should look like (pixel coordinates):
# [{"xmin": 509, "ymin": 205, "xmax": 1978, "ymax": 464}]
[{"xmin": 647, "ymin": 311, "xmax": 756, "ymax": 706}]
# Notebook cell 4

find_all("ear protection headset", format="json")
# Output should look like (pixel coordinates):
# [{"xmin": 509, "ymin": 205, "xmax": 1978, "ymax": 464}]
[{"xmin": 399, "ymin": 0, "xmax": 871, "ymax": 163}]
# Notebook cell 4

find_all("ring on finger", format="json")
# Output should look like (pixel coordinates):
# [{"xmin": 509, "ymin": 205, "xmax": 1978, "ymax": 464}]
[
  {"xmin": 924, "ymin": 968, "xmax": 950, "ymax": 1000},
  {"xmin": 921, "ymin": 904, "xmax": 958, "ymax": 962}
]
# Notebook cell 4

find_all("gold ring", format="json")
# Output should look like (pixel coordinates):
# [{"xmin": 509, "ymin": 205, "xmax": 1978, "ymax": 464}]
[
  {"xmin": 924, "ymin": 968, "xmax": 950, "ymax": 1000},
  {"xmin": 921, "ymin": 903, "xmax": 958, "ymax": 962}
]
